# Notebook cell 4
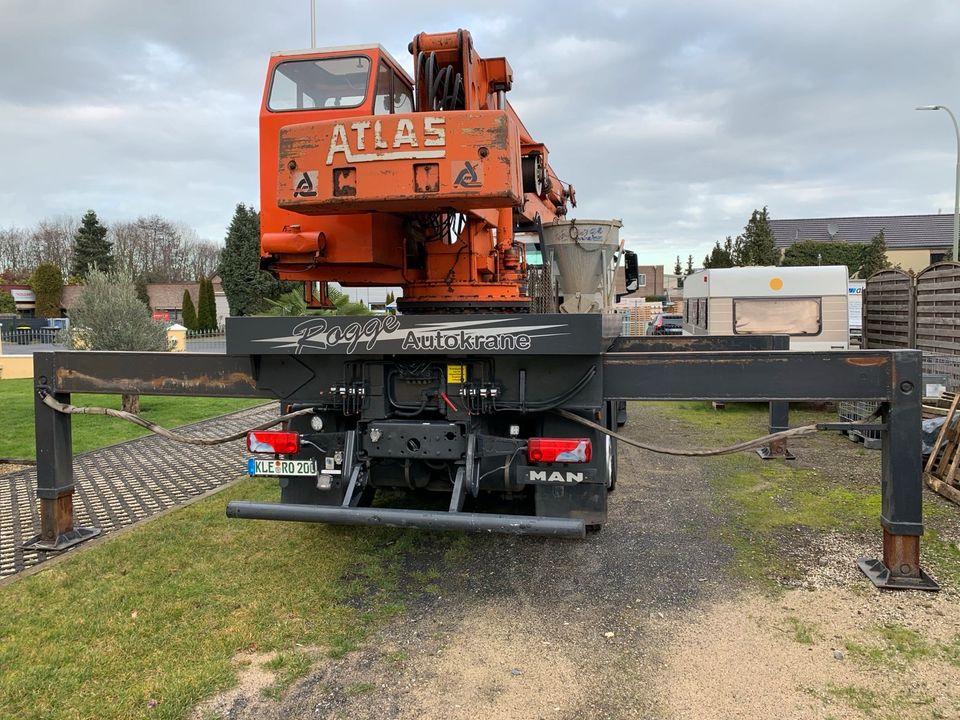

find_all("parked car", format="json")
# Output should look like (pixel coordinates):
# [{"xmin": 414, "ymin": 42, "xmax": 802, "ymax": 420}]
[{"xmin": 647, "ymin": 313, "xmax": 683, "ymax": 336}]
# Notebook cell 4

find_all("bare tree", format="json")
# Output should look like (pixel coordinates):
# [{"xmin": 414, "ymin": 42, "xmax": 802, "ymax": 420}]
[
  {"xmin": 2, "ymin": 213, "xmax": 219, "ymax": 283},
  {"xmin": 108, "ymin": 216, "xmax": 219, "ymax": 281},
  {"xmin": 186, "ymin": 239, "xmax": 221, "ymax": 279},
  {"xmin": 32, "ymin": 216, "xmax": 78, "ymax": 277},
  {"xmin": 0, "ymin": 226, "xmax": 33, "ymax": 275}
]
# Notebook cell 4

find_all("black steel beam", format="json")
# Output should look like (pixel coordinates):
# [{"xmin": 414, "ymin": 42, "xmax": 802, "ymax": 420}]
[
  {"xmin": 880, "ymin": 353, "xmax": 923, "ymax": 538},
  {"xmin": 35, "ymin": 351, "xmax": 271, "ymax": 397},
  {"xmin": 602, "ymin": 350, "xmax": 899, "ymax": 401},
  {"xmin": 33, "ymin": 353, "xmax": 74, "ymax": 500}
]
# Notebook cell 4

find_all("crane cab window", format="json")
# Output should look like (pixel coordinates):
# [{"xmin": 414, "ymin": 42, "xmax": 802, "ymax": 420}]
[
  {"xmin": 374, "ymin": 61, "xmax": 415, "ymax": 115},
  {"xmin": 268, "ymin": 56, "xmax": 371, "ymax": 111}
]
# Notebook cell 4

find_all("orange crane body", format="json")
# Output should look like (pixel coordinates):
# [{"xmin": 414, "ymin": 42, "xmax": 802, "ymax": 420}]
[{"xmin": 258, "ymin": 30, "xmax": 573, "ymax": 311}]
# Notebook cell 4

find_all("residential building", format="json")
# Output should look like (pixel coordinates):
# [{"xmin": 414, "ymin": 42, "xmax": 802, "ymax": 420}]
[
  {"xmin": 60, "ymin": 279, "xmax": 229, "ymax": 328},
  {"xmin": 0, "ymin": 284, "xmax": 35, "ymax": 315},
  {"xmin": 770, "ymin": 213, "xmax": 953, "ymax": 271},
  {"xmin": 615, "ymin": 264, "xmax": 665, "ymax": 299}
]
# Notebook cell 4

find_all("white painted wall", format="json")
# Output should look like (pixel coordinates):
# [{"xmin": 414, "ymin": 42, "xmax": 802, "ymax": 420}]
[{"xmin": 215, "ymin": 293, "xmax": 230, "ymax": 328}]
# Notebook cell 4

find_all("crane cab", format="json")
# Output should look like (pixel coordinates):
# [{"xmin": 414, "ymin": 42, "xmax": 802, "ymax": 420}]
[
  {"xmin": 256, "ymin": 30, "xmax": 565, "ymax": 312},
  {"xmin": 258, "ymin": 47, "xmax": 414, "ymax": 267}
]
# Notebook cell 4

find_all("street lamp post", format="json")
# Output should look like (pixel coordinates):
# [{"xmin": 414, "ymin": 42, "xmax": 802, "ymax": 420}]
[{"xmin": 917, "ymin": 105, "xmax": 960, "ymax": 261}]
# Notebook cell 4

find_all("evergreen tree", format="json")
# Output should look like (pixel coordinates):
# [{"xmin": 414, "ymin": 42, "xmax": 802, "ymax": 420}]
[
  {"xmin": 781, "ymin": 240, "xmax": 863, "ymax": 272},
  {"xmin": 30, "ymin": 263, "xmax": 63, "ymax": 318},
  {"xmin": 218, "ymin": 204, "xmax": 279, "ymax": 315},
  {"xmin": 0, "ymin": 290, "xmax": 16, "ymax": 314},
  {"xmin": 859, "ymin": 231, "xmax": 891, "ymax": 279},
  {"xmin": 685, "ymin": 254, "xmax": 694, "ymax": 275},
  {"xmin": 71, "ymin": 210, "xmax": 114, "ymax": 278},
  {"xmin": 197, "ymin": 277, "xmax": 218, "ymax": 330},
  {"xmin": 737, "ymin": 207, "xmax": 780, "ymax": 266},
  {"xmin": 181, "ymin": 289, "xmax": 198, "ymax": 330},
  {"xmin": 265, "ymin": 286, "xmax": 372, "ymax": 316},
  {"xmin": 673, "ymin": 256, "xmax": 682, "ymax": 276},
  {"xmin": 703, "ymin": 237, "xmax": 736, "ymax": 268},
  {"xmin": 385, "ymin": 290, "xmax": 395, "ymax": 305},
  {"xmin": 135, "ymin": 276, "xmax": 151, "ymax": 307},
  {"xmin": 134, "ymin": 271, "xmax": 162, "ymax": 308}
]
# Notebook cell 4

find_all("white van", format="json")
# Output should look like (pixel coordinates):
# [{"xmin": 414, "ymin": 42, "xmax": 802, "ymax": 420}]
[{"xmin": 682, "ymin": 265, "xmax": 849, "ymax": 350}]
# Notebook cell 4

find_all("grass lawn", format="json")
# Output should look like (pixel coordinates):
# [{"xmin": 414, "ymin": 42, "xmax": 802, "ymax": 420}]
[
  {"xmin": 0, "ymin": 477, "xmax": 442, "ymax": 720},
  {"xmin": 637, "ymin": 401, "xmax": 960, "ymax": 590},
  {"xmin": 0, "ymin": 378, "xmax": 267, "ymax": 459}
]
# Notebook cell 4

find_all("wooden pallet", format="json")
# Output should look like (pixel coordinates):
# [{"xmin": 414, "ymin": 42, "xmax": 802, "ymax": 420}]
[{"xmin": 923, "ymin": 391, "xmax": 960, "ymax": 505}]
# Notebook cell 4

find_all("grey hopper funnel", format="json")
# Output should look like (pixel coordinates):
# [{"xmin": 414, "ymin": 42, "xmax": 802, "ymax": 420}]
[{"xmin": 540, "ymin": 219, "xmax": 623, "ymax": 313}]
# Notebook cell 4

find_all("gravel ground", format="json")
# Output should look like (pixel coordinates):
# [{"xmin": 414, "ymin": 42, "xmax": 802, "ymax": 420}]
[
  {"xmin": 193, "ymin": 402, "xmax": 960, "ymax": 720},
  {"xmin": 0, "ymin": 463, "xmax": 30, "ymax": 476}
]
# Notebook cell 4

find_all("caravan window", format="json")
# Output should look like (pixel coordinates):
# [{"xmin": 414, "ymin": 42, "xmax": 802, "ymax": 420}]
[
  {"xmin": 684, "ymin": 298, "xmax": 707, "ymax": 329},
  {"xmin": 733, "ymin": 297, "xmax": 821, "ymax": 335}
]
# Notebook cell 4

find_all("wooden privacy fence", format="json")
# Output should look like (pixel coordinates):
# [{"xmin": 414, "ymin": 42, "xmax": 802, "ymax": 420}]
[
  {"xmin": 864, "ymin": 261, "xmax": 960, "ymax": 351},
  {"xmin": 864, "ymin": 261, "xmax": 960, "ymax": 393},
  {"xmin": 862, "ymin": 267, "xmax": 915, "ymax": 349},
  {"xmin": 915, "ymin": 263, "xmax": 960, "ymax": 355}
]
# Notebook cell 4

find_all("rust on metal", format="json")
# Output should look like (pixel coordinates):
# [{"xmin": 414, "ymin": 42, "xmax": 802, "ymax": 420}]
[
  {"xmin": 846, "ymin": 356, "xmax": 888, "ymax": 367},
  {"xmin": 55, "ymin": 368, "xmax": 260, "ymax": 395},
  {"xmin": 604, "ymin": 356, "xmax": 789, "ymax": 368},
  {"xmin": 39, "ymin": 495, "xmax": 74, "ymax": 540},
  {"xmin": 882, "ymin": 529, "xmax": 920, "ymax": 578}
]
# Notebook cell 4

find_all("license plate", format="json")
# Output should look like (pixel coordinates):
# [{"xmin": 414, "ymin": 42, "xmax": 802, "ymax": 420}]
[{"xmin": 247, "ymin": 458, "xmax": 317, "ymax": 477}]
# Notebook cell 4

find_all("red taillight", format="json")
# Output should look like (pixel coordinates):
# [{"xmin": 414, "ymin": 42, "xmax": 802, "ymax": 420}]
[
  {"xmin": 527, "ymin": 438, "xmax": 592, "ymax": 464},
  {"xmin": 246, "ymin": 431, "xmax": 299, "ymax": 455}
]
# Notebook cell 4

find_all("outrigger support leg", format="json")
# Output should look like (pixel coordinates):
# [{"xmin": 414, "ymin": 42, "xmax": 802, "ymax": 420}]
[
  {"xmin": 858, "ymin": 352, "xmax": 938, "ymax": 590},
  {"xmin": 24, "ymin": 353, "xmax": 100, "ymax": 552},
  {"xmin": 757, "ymin": 401, "xmax": 795, "ymax": 460}
]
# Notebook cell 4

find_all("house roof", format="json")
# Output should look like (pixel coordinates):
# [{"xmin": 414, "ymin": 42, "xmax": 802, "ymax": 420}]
[
  {"xmin": 770, "ymin": 213, "xmax": 954, "ymax": 249},
  {"xmin": 60, "ymin": 281, "xmax": 222, "ymax": 311},
  {"xmin": 148, "ymin": 283, "xmax": 199, "ymax": 310},
  {"xmin": 148, "ymin": 282, "xmax": 223, "ymax": 309},
  {"xmin": 61, "ymin": 285, "xmax": 83, "ymax": 310}
]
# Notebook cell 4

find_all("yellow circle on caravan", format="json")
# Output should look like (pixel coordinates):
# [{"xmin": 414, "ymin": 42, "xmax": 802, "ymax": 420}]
[{"xmin": 769, "ymin": 277, "xmax": 784, "ymax": 291}]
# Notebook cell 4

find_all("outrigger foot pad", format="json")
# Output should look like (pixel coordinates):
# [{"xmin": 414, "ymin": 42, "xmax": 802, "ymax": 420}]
[
  {"xmin": 857, "ymin": 557, "xmax": 940, "ymax": 591},
  {"xmin": 22, "ymin": 526, "xmax": 101, "ymax": 552},
  {"xmin": 755, "ymin": 446, "xmax": 796, "ymax": 460}
]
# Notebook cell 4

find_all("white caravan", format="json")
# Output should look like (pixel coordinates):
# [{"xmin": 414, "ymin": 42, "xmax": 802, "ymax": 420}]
[{"xmin": 682, "ymin": 265, "xmax": 849, "ymax": 350}]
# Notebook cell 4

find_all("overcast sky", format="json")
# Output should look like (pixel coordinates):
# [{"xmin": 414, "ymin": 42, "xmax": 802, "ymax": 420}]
[{"xmin": 1, "ymin": 0, "xmax": 959, "ymax": 267}]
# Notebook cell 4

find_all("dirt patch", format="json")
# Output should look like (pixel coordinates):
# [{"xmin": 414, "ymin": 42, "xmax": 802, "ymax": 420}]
[
  {"xmin": 394, "ymin": 604, "xmax": 586, "ymax": 720},
  {"xmin": 661, "ymin": 580, "xmax": 960, "ymax": 719},
  {"xmin": 189, "ymin": 651, "xmax": 281, "ymax": 720},
  {"xmin": 185, "ymin": 402, "xmax": 960, "ymax": 719}
]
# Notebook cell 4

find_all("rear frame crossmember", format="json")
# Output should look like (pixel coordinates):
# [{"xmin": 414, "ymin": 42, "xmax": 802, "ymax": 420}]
[{"xmin": 28, "ymin": 331, "xmax": 939, "ymax": 591}]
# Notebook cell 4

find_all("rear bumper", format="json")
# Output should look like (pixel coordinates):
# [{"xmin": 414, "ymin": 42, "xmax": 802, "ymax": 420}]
[{"xmin": 226, "ymin": 501, "xmax": 586, "ymax": 537}]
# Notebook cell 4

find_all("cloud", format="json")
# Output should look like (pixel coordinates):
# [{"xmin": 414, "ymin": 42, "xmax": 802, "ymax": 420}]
[{"xmin": 0, "ymin": 0, "xmax": 957, "ymax": 269}]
